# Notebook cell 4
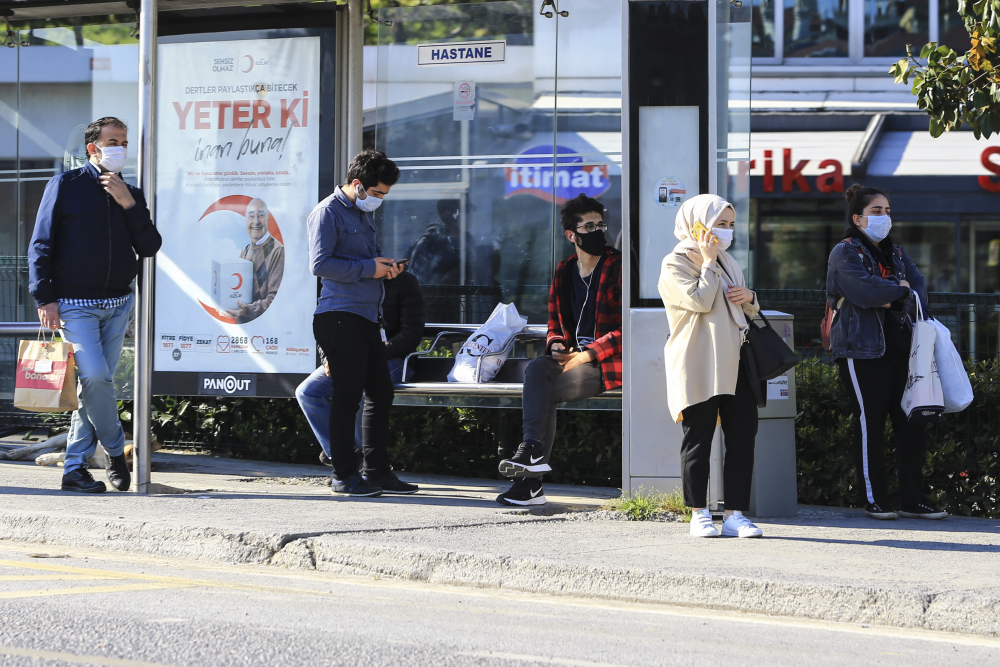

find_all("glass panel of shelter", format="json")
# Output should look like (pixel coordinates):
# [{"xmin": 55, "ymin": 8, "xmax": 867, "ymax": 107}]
[
  {"xmin": 718, "ymin": 0, "xmax": 753, "ymax": 278},
  {"xmin": 372, "ymin": 0, "xmax": 621, "ymax": 326}
]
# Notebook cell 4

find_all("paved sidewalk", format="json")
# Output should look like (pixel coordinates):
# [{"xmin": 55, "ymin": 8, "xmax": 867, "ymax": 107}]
[{"xmin": 1, "ymin": 448, "xmax": 999, "ymax": 637}]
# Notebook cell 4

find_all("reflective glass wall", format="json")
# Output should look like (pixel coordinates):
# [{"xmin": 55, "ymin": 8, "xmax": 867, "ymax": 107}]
[
  {"xmin": 0, "ymin": 17, "xmax": 139, "ymax": 323},
  {"xmin": 371, "ymin": 0, "xmax": 621, "ymax": 324}
]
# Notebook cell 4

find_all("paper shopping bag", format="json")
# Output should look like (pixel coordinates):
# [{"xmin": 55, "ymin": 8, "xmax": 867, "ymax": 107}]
[{"xmin": 14, "ymin": 330, "xmax": 78, "ymax": 413}]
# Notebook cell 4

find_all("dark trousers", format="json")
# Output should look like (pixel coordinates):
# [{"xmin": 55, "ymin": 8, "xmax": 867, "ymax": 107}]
[
  {"xmin": 837, "ymin": 354, "xmax": 928, "ymax": 507},
  {"xmin": 680, "ymin": 364, "xmax": 758, "ymax": 511},
  {"xmin": 313, "ymin": 311, "xmax": 394, "ymax": 480},
  {"xmin": 522, "ymin": 355, "xmax": 604, "ymax": 464}
]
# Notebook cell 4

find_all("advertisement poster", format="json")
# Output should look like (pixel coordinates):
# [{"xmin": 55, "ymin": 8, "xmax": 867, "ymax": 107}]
[{"xmin": 154, "ymin": 37, "xmax": 319, "ymax": 376}]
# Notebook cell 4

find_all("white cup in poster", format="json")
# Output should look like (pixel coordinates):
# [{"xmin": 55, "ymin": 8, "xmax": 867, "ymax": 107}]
[{"xmin": 153, "ymin": 37, "xmax": 320, "ymax": 374}]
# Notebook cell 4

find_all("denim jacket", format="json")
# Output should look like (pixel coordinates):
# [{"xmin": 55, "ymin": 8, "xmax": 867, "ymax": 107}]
[{"xmin": 826, "ymin": 237, "xmax": 928, "ymax": 360}]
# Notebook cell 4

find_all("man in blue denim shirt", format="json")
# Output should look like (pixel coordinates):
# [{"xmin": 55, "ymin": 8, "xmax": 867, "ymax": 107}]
[
  {"xmin": 29, "ymin": 117, "xmax": 161, "ymax": 494},
  {"xmin": 307, "ymin": 149, "xmax": 415, "ymax": 497}
]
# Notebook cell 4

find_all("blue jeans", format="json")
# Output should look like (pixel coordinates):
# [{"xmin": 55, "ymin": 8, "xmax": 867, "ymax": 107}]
[
  {"xmin": 295, "ymin": 357, "xmax": 408, "ymax": 456},
  {"xmin": 59, "ymin": 296, "xmax": 132, "ymax": 473}
]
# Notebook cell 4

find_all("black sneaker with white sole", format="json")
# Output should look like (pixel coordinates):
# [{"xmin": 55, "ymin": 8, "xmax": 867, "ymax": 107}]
[
  {"xmin": 498, "ymin": 440, "xmax": 551, "ymax": 478},
  {"xmin": 496, "ymin": 478, "xmax": 546, "ymax": 506},
  {"xmin": 363, "ymin": 470, "xmax": 418, "ymax": 495},
  {"xmin": 864, "ymin": 502, "xmax": 897, "ymax": 520},
  {"xmin": 898, "ymin": 503, "xmax": 949, "ymax": 520}
]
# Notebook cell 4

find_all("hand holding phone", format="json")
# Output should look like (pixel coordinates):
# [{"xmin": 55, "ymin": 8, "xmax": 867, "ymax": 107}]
[{"xmin": 691, "ymin": 220, "xmax": 711, "ymax": 242}]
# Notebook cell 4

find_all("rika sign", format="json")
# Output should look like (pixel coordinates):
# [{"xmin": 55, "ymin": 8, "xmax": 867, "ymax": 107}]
[
  {"xmin": 753, "ymin": 149, "xmax": 844, "ymax": 193},
  {"xmin": 504, "ymin": 145, "xmax": 611, "ymax": 204}
]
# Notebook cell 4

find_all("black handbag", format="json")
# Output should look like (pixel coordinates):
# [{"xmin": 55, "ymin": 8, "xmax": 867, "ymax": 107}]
[
  {"xmin": 740, "ymin": 312, "xmax": 799, "ymax": 408},
  {"xmin": 744, "ymin": 311, "xmax": 799, "ymax": 382}
]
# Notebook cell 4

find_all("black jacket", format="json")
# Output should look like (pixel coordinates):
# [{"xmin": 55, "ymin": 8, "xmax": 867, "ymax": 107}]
[
  {"xmin": 28, "ymin": 163, "xmax": 162, "ymax": 307},
  {"xmin": 319, "ymin": 271, "xmax": 425, "ymax": 365},
  {"xmin": 382, "ymin": 271, "xmax": 426, "ymax": 360}
]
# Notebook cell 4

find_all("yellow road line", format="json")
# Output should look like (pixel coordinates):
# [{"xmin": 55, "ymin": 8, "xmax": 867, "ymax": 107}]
[
  {"xmin": 0, "ymin": 582, "xmax": 191, "ymax": 600},
  {"xmin": 0, "ymin": 644, "xmax": 185, "ymax": 667},
  {"xmin": 0, "ymin": 574, "xmax": 122, "ymax": 581},
  {"xmin": 0, "ymin": 559, "xmax": 338, "ymax": 599}
]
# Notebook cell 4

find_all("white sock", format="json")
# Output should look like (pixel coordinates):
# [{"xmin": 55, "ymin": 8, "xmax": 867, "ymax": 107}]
[
  {"xmin": 732, "ymin": 510, "xmax": 744, "ymax": 517},
  {"xmin": 693, "ymin": 508, "xmax": 711, "ymax": 520}
]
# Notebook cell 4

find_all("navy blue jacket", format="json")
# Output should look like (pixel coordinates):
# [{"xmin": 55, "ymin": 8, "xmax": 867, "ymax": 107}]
[
  {"xmin": 28, "ymin": 163, "xmax": 162, "ymax": 307},
  {"xmin": 826, "ymin": 236, "xmax": 928, "ymax": 360}
]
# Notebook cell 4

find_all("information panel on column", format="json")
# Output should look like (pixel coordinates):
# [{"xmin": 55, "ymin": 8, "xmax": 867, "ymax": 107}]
[{"xmin": 153, "ymin": 32, "xmax": 325, "ymax": 397}]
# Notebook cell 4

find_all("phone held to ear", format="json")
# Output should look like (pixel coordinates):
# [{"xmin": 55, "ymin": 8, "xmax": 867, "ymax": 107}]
[{"xmin": 691, "ymin": 220, "xmax": 710, "ymax": 241}]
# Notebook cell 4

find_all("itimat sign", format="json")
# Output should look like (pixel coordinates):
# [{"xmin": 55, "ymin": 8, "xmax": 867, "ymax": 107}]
[{"xmin": 417, "ymin": 40, "xmax": 506, "ymax": 66}]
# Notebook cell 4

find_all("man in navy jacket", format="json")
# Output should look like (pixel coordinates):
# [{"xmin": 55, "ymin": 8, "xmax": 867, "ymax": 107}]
[{"xmin": 28, "ymin": 117, "xmax": 161, "ymax": 493}]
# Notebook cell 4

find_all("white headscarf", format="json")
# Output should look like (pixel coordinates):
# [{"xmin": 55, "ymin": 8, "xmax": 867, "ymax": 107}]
[{"xmin": 672, "ymin": 194, "xmax": 748, "ymax": 330}]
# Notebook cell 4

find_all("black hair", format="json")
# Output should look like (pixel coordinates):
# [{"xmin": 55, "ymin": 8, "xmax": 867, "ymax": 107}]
[
  {"xmin": 436, "ymin": 199, "xmax": 459, "ymax": 224},
  {"xmin": 559, "ymin": 193, "xmax": 605, "ymax": 232},
  {"xmin": 845, "ymin": 183, "xmax": 889, "ymax": 226},
  {"xmin": 346, "ymin": 149, "xmax": 400, "ymax": 189},
  {"xmin": 85, "ymin": 117, "xmax": 127, "ymax": 150}
]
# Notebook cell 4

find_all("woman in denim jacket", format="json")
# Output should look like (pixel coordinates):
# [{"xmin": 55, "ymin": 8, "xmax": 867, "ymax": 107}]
[{"xmin": 826, "ymin": 184, "xmax": 947, "ymax": 522}]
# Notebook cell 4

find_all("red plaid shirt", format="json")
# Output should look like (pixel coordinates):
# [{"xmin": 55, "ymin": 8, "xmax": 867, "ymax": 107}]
[{"xmin": 546, "ymin": 247, "xmax": 622, "ymax": 391}]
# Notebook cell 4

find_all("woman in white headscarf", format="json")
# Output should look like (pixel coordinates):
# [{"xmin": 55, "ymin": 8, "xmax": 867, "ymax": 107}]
[{"xmin": 658, "ymin": 194, "xmax": 762, "ymax": 539}]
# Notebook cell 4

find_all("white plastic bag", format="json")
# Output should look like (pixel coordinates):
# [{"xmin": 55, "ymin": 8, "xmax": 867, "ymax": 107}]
[
  {"xmin": 901, "ymin": 297, "xmax": 944, "ymax": 424},
  {"xmin": 447, "ymin": 302, "xmax": 527, "ymax": 383},
  {"xmin": 930, "ymin": 318, "xmax": 973, "ymax": 413}
]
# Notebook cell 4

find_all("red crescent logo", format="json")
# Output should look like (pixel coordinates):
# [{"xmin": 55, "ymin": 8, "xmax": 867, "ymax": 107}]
[
  {"xmin": 231, "ymin": 273, "xmax": 243, "ymax": 290},
  {"xmin": 242, "ymin": 55, "xmax": 254, "ymax": 73}
]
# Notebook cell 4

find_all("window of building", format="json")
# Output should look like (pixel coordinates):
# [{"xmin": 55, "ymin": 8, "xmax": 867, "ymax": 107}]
[
  {"xmin": 783, "ymin": 0, "xmax": 850, "ymax": 58},
  {"xmin": 755, "ymin": 0, "xmax": 969, "ymax": 61},
  {"xmin": 864, "ymin": 0, "xmax": 929, "ymax": 58}
]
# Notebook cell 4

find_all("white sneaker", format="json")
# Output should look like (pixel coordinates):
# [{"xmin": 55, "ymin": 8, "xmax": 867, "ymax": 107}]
[
  {"xmin": 689, "ymin": 509, "xmax": 719, "ymax": 537},
  {"xmin": 721, "ymin": 513, "xmax": 763, "ymax": 538}
]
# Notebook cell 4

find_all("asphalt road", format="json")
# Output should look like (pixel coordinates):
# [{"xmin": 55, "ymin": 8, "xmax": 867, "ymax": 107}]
[{"xmin": 0, "ymin": 543, "xmax": 997, "ymax": 667}]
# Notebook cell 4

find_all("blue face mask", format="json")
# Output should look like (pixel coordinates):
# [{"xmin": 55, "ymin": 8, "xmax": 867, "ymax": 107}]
[{"xmin": 862, "ymin": 215, "xmax": 891, "ymax": 243}]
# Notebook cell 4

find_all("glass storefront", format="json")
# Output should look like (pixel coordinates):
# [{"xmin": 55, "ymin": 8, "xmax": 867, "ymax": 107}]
[
  {"xmin": 0, "ymin": 17, "xmax": 138, "ymax": 323},
  {"xmin": 783, "ymin": 0, "xmax": 850, "ymax": 58},
  {"xmin": 370, "ymin": 0, "xmax": 621, "ymax": 324}
]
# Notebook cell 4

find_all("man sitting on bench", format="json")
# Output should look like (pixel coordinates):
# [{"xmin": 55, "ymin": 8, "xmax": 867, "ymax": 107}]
[{"xmin": 496, "ymin": 194, "xmax": 622, "ymax": 506}]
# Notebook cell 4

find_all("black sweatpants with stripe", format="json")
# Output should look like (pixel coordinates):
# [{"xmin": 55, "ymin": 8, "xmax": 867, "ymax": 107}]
[{"xmin": 837, "ymin": 353, "xmax": 929, "ymax": 508}]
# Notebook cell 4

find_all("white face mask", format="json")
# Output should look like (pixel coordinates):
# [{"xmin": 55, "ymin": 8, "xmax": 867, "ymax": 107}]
[
  {"xmin": 861, "ymin": 214, "xmax": 892, "ymax": 243},
  {"xmin": 711, "ymin": 227, "xmax": 734, "ymax": 250},
  {"xmin": 354, "ymin": 186, "xmax": 383, "ymax": 213},
  {"xmin": 95, "ymin": 145, "xmax": 127, "ymax": 173}
]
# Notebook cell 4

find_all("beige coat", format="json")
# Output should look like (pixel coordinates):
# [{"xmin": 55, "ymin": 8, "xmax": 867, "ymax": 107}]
[{"xmin": 658, "ymin": 250, "xmax": 759, "ymax": 423}]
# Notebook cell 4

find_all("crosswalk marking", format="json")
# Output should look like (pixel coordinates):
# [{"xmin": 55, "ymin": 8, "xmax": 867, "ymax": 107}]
[
  {"xmin": 0, "ymin": 574, "xmax": 122, "ymax": 581},
  {"xmin": 0, "ymin": 644, "xmax": 185, "ymax": 667}
]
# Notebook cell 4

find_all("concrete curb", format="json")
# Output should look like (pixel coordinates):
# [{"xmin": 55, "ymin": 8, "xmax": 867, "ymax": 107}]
[{"xmin": 2, "ymin": 511, "xmax": 997, "ymax": 637}]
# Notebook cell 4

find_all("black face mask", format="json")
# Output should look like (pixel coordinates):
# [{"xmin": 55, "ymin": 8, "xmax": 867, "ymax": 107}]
[{"xmin": 574, "ymin": 229, "xmax": 607, "ymax": 256}]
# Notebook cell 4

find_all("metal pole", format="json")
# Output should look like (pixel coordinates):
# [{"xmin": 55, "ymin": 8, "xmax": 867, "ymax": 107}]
[
  {"xmin": 346, "ymin": 0, "xmax": 364, "ymax": 160},
  {"xmin": 134, "ymin": 0, "xmax": 157, "ymax": 494}
]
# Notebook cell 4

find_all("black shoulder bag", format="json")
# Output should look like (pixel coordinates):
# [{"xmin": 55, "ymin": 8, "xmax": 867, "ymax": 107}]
[{"xmin": 741, "ymin": 311, "xmax": 799, "ymax": 408}]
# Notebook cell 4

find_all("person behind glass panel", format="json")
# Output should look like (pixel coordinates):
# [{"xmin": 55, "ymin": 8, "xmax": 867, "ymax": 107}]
[{"xmin": 495, "ymin": 194, "xmax": 623, "ymax": 507}]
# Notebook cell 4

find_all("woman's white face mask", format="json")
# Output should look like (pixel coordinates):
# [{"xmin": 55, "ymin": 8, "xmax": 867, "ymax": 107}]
[
  {"xmin": 711, "ymin": 227, "xmax": 734, "ymax": 250},
  {"xmin": 861, "ymin": 215, "xmax": 892, "ymax": 243}
]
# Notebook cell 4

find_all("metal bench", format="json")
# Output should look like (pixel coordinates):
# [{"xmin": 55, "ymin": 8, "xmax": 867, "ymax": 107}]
[{"xmin": 393, "ymin": 324, "xmax": 623, "ymax": 411}]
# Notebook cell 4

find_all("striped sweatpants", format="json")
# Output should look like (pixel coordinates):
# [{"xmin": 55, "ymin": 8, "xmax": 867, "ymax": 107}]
[{"xmin": 836, "ymin": 353, "xmax": 929, "ymax": 508}]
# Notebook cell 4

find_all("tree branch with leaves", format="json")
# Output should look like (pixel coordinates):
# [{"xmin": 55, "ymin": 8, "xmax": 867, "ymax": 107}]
[{"xmin": 889, "ymin": 0, "xmax": 1000, "ymax": 138}]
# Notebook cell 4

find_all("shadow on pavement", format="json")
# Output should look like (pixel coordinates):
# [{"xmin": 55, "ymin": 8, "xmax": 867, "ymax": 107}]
[{"xmin": 766, "ymin": 534, "xmax": 1000, "ymax": 553}]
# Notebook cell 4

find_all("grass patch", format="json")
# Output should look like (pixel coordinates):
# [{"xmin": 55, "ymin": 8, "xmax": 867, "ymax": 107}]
[{"xmin": 604, "ymin": 488, "xmax": 692, "ymax": 521}]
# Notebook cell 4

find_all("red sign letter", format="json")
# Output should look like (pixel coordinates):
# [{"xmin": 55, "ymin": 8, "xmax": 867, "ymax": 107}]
[
  {"xmin": 815, "ymin": 159, "xmax": 844, "ymax": 193},
  {"xmin": 232, "ymin": 101, "xmax": 252, "ymax": 129},
  {"xmin": 173, "ymin": 101, "xmax": 192, "ymax": 130},
  {"xmin": 212, "ymin": 101, "xmax": 232, "ymax": 129},
  {"xmin": 763, "ymin": 151, "xmax": 774, "ymax": 193},
  {"xmin": 979, "ymin": 146, "xmax": 1000, "ymax": 192},
  {"xmin": 281, "ymin": 98, "xmax": 301, "ymax": 128},
  {"xmin": 782, "ymin": 148, "xmax": 811, "ymax": 192},
  {"xmin": 194, "ymin": 101, "xmax": 211, "ymax": 130},
  {"xmin": 252, "ymin": 100, "xmax": 271, "ymax": 128}
]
